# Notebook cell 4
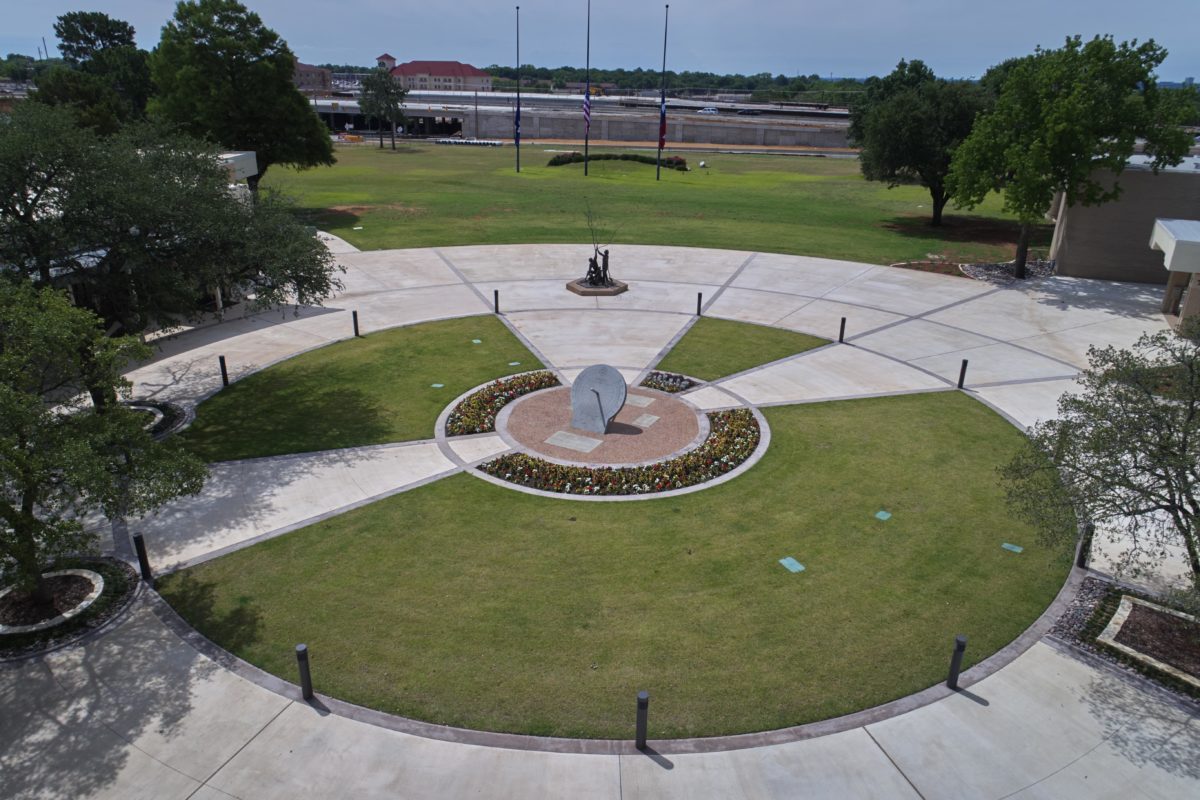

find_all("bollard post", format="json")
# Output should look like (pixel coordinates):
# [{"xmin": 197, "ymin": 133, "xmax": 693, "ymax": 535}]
[
  {"xmin": 1076, "ymin": 522, "xmax": 1095, "ymax": 569},
  {"xmin": 957, "ymin": 359, "xmax": 969, "ymax": 389},
  {"xmin": 635, "ymin": 690, "xmax": 649, "ymax": 750},
  {"xmin": 946, "ymin": 635, "xmax": 967, "ymax": 690},
  {"xmin": 352, "ymin": 310, "xmax": 360, "ymax": 338},
  {"xmin": 839, "ymin": 317, "xmax": 847, "ymax": 343},
  {"xmin": 219, "ymin": 355, "xmax": 229, "ymax": 387},
  {"xmin": 131, "ymin": 533, "xmax": 154, "ymax": 586},
  {"xmin": 494, "ymin": 289, "xmax": 500, "ymax": 314},
  {"xmin": 697, "ymin": 292, "xmax": 703, "ymax": 316},
  {"xmin": 296, "ymin": 644, "xmax": 314, "ymax": 700}
]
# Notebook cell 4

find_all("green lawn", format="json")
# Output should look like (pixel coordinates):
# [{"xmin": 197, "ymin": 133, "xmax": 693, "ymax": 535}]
[
  {"xmin": 181, "ymin": 316, "xmax": 540, "ymax": 462},
  {"xmin": 160, "ymin": 392, "xmax": 1070, "ymax": 738},
  {"xmin": 265, "ymin": 144, "xmax": 1051, "ymax": 266},
  {"xmin": 656, "ymin": 317, "xmax": 828, "ymax": 381}
]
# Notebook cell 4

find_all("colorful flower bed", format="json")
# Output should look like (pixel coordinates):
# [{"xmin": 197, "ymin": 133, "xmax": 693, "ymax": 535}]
[
  {"xmin": 640, "ymin": 370, "xmax": 698, "ymax": 393},
  {"xmin": 446, "ymin": 371, "xmax": 560, "ymax": 435},
  {"xmin": 479, "ymin": 408, "xmax": 759, "ymax": 495}
]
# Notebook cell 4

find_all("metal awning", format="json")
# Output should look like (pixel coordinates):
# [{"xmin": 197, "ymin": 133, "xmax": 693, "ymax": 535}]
[{"xmin": 1149, "ymin": 218, "xmax": 1200, "ymax": 272}]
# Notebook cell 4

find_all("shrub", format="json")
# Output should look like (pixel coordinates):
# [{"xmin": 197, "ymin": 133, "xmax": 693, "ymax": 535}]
[
  {"xmin": 546, "ymin": 152, "xmax": 688, "ymax": 171},
  {"xmin": 640, "ymin": 371, "xmax": 697, "ymax": 393}
]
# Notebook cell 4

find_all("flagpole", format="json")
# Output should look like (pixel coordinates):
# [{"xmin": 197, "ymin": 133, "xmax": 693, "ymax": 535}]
[
  {"xmin": 584, "ymin": 0, "xmax": 591, "ymax": 177},
  {"xmin": 515, "ymin": 5, "xmax": 521, "ymax": 173},
  {"xmin": 656, "ymin": 4, "xmax": 670, "ymax": 181}
]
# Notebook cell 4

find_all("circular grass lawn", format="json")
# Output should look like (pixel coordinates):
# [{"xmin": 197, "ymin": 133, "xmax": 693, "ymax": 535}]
[{"xmin": 159, "ymin": 391, "xmax": 1070, "ymax": 739}]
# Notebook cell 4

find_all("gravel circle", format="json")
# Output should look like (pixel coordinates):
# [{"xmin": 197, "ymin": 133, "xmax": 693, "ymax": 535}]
[{"xmin": 960, "ymin": 258, "xmax": 1056, "ymax": 285}]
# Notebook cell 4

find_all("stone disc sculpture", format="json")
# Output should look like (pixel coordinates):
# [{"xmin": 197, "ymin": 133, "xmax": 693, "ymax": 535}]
[{"xmin": 570, "ymin": 364, "xmax": 627, "ymax": 434}]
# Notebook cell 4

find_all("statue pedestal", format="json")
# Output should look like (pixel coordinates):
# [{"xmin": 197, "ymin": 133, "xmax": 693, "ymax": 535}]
[{"xmin": 566, "ymin": 279, "xmax": 628, "ymax": 296}]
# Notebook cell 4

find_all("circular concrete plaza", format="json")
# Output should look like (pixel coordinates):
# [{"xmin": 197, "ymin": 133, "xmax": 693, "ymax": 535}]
[{"xmin": 2, "ymin": 240, "xmax": 1198, "ymax": 799}]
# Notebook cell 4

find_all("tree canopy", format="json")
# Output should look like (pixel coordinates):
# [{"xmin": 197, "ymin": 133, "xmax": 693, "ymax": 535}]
[
  {"xmin": 0, "ymin": 279, "xmax": 207, "ymax": 600},
  {"xmin": 359, "ymin": 67, "xmax": 407, "ymax": 149},
  {"xmin": 1002, "ymin": 322, "xmax": 1200, "ymax": 586},
  {"xmin": 849, "ymin": 60, "xmax": 986, "ymax": 226},
  {"xmin": 0, "ymin": 102, "xmax": 341, "ymax": 336},
  {"xmin": 149, "ymin": 0, "xmax": 334, "ymax": 191},
  {"xmin": 949, "ymin": 35, "xmax": 1195, "ymax": 278}
]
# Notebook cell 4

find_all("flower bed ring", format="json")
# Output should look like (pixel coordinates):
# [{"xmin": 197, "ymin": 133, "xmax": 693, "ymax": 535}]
[
  {"xmin": 0, "ymin": 569, "xmax": 105, "ymax": 635},
  {"xmin": 442, "ymin": 370, "xmax": 561, "ymax": 437}
]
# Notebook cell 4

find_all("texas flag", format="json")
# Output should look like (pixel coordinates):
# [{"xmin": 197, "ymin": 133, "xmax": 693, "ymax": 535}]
[{"xmin": 658, "ymin": 91, "xmax": 667, "ymax": 150}]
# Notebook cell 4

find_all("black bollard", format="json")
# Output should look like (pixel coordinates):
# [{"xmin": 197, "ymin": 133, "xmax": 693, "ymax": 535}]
[
  {"xmin": 946, "ymin": 635, "xmax": 968, "ymax": 690},
  {"xmin": 494, "ymin": 289, "xmax": 500, "ymax": 314},
  {"xmin": 957, "ymin": 359, "xmax": 969, "ymax": 389},
  {"xmin": 296, "ymin": 644, "xmax": 314, "ymax": 700},
  {"xmin": 132, "ymin": 533, "xmax": 154, "ymax": 586},
  {"xmin": 697, "ymin": 292, "xmax": 703, "ymax": 316},
  {"xmin": 1076, "ymin": 522, "xmax": 1095, "ymax": 569},
  {"xmin": 352, "ymin": 310, "xmax": 360, "ymax": 338},
  {"xmin": 219, "ymin": 355, "xmax": 229, "ymax": 387},
  {"xmin": 839, "ymin": 317, "xmax": 847, "ymax": 343},
  {"xmin": 635, "ymin": 690, "xmax": 650, "ymax": 750}
]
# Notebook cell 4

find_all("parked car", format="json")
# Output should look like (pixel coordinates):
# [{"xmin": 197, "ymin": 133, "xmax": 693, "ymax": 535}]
[
  {"xmin": 736, "ymin": 108, "xmax": 762, "ymax": 116},
  {"xmin": 697, "ymin": 107, "xmax": 718, "ymax": 115}
]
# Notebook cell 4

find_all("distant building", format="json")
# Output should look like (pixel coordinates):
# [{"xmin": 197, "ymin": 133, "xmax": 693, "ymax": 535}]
[
  {"xmin": 294, "ymin": 61, "xmax": 331, "ymax": 96},
  {"xmin": 389, "ymin": 60, "xmax": 492, "ymax": 92}
]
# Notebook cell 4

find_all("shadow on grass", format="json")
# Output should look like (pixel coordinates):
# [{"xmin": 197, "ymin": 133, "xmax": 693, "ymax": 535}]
[
  {"xmin": 882, "ymin": 214, "xmax": 1053, "ymax": 250},
  {"xmin": 157, "ymin": 572, "xmax": 264, "ymax": 654},
  {"xmin": 299, "ymin": 207, "xmax": 361, "ymax": 230}
]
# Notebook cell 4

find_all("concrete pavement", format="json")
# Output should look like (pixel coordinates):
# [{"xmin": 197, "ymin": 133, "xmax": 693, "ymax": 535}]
[{"xmin": 4, "ymin": 241, "xmax": 1197, "ymax": 799}]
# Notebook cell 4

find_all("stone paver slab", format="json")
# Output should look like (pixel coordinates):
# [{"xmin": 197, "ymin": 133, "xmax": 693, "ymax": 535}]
[
  {"xmin": 972, "ymin": 377, "xmax": 1081, "ymax": 430},
  {"xmin": 599, "ymin": 281, "xmax": 724, "ymax": 315},
  {"xmin": 823, "ymin": 267, "xmax": 994, "ymax": 317},
  {"xmin": 910, "ymin": 343, "xmax": 1077, "ymax": 386},
  {"xmin": 680, "ymin": 385, "xmax": 742, "ymax": 410},
  {"xmin": 774, "ymin": 298, "xmax": 903, "ymax": 340},
  {"xmin": 439, "ymin": 244, "xmax": 592, "ymax": 282},
  {"xmin": 851, "ymin": 319, "xmax": 998, "ymax": 362},
  {"xmin": 596, "ymin": 244, "xmax": 750, "ymax": 286},
  {"xmin": 447, "ymin": 434, "xmax": 510, "ymax": 464},
  {"xmin": 507, "ymin": 310, "xmax": 691, "ymax": 371},
  {"xmin": 705, "ymin": 287, "xmax": 816, "ymax": 326},
  {"xmin": 336, "ymin": 248, "xmax": 462, "ymax": 294},
  {"xmin": 731, "ymin": 253, "xmax": 877, "ymax": 299}
]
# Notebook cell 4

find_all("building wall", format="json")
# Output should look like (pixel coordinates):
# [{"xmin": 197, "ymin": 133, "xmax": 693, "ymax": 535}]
[
  {"xmin": 397, "ymin": 73, "xmax": 491, "ymax": 92},
  {"xmin": 1053, "ymin": 169, "xmax": 1200, "ymax": 284}
]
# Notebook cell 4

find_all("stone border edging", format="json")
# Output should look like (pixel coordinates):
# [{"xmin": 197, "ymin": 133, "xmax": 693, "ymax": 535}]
[{"xmin": 0, "ymin": 570, "xmax": 105, "ymax": 634}]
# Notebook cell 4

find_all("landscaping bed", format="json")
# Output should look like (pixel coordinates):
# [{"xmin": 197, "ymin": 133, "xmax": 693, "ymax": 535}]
[
  {"xmin": 445, "ymin": 371, "xmax": 560, "ymax": 435},
  {"xmin": 479, "ymin": 408, "xmax": 759, "ymax": 495},
  {"xmin": 639, "ymin": 370, "xmax": 697, "ymax": 393}
]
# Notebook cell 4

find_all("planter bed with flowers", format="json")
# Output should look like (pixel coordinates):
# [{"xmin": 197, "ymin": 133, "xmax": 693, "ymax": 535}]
[{"xmin": 446, "ymin": 371, "xmax": 561, "ymax": 436}]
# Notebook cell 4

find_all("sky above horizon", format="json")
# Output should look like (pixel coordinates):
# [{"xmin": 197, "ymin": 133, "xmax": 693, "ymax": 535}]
[{"xmin": 4, "ymin": 1, "xmax": 1198, "ymax": 82}]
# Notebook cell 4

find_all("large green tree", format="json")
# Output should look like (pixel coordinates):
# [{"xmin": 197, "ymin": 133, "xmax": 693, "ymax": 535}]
[
  {"xmin": 1002, "ymin": 322, "xmax": 1200, "ymax": 585},
  {"xmin": 149, "ymin": 0, "xmax": 335, "ymax": 192},
  {"xmin": 0, "ymin": 103, "xmax": 341, "ymax": 337},
  {"xmin": 359, "ymin": 67, "xmax": 407, "ymax": 150},
  {"xmin": 0, "ymin": 279, "xmax": 207, "ymax": 601},
  {"xmin": 950, "ymin": 36, "xmax": 1194, "ymax": 278},
  {"xmin": 849, "ymin": 60, "xmax": 986, "ymax": 226},
  {"xmin": 32, "ymin": 12, "xmax": 151, "ymax": 134}
]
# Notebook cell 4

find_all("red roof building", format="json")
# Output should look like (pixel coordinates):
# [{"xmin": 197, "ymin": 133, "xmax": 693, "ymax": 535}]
[{"xmin": 388, "ymin": 60, "xmax": 492, "ymax": 92}]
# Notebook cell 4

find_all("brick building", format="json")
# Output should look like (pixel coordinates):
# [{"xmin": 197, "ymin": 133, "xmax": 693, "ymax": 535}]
[{"xmin": 375, "ymin": 57, "xmax": 492, "ymax": 92}]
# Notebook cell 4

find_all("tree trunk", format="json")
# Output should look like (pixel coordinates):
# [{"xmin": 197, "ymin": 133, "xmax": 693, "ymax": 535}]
[
  {"xmin": 1013, "ymin": 222, "xmax": 1032, "ymax": 280},
  {"xmin": 390, "ymin": 118, "xmax": 396, "ymax": 150},
  {"xmin": 378, "ymin": 123, "xmax": 384, "ymax": 149},
  {"xmin": 1186, "ymin": 518, "xmax": 1200, "ymax": 588},
  {"xmin": 246, "ymin": 173, "xmax": 261, "ymax": 196},
  {"xmin": 930, "ymin": 188, "xmax": 948, "ymax": 227}
]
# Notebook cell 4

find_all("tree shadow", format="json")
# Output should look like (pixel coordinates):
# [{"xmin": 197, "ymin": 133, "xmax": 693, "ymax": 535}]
[
  {"xmin": 881, "ymin": 214, "xmax": 1053, "ymax": 250},
  {"xmin": 0, "ymin": 588, "xmax": 261, "ymax": 798},
  {"xmin": 1078, "ymin": 659, "xmax": 1200, "ymax": 781}
]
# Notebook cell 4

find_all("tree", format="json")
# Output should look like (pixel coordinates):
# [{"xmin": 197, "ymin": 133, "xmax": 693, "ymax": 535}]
[
  {"xmin": 0, "ymin": 102, "xmax": 342, "ymax": 337},
  {"xmin": 1001, "ymin": 321, "xmax": 1200, "ymax": 585},
  {"xmin": 849, "ymin": 60, "xmax": 986, "ymax": 226},
  {"xmin": 359, "ymin": 67, "xmax": 407, "ymax": 149},
  {"xmin": 149, "ymin": 0, "xmax": 334, "ymax": 193},
  {"xmin": 0, "ymin": 279, "xmax": 208, "ymax": 602},
  {"xmin": 32, "ymin": 12, "xmax": 152, "ymax": 133},
  {"xmin": 950, "ymin": 36, "xmax": 1194, "ymax": 278}
]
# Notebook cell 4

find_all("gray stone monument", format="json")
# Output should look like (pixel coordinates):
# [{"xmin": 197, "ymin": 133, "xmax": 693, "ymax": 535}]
[{"xmin": 570, "ymin": 364, "xmax": 627, "ymax": 434}]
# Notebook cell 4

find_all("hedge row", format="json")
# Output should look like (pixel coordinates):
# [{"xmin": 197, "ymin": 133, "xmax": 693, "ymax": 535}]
[{"xmin": 546, "ymin": 152, "xmax": 688, "ymax": 171}]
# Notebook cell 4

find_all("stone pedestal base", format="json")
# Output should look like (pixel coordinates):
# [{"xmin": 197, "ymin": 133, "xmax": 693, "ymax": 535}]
[{"xmin": 566, "ymin": 279, "xmax": 628, "ymax": 297}]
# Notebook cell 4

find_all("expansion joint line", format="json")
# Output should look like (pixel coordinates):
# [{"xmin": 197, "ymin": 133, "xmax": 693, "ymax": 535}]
[
  {"xmin": 190, "ymin": 701, "xmax": 292, "ymax": 798},
  {"xmin": 864, "ymin": 727, "xmax": 927, "ymax": 800}
]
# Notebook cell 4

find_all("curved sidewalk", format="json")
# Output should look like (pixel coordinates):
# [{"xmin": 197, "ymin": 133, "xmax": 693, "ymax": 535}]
[{"xmin": 2, "ymin": 242, "xmax": 1197, "ymax": 799}]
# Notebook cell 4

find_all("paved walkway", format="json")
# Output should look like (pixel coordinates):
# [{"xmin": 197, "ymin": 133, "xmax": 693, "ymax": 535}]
[{"xmin": 3, "ymin": 242, "xmax": 1197, "ymax": 799}]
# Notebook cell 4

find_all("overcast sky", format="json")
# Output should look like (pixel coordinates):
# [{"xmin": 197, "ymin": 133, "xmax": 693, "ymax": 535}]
[{"xmin": 4, "ymin": 0, "xmax": 1198, "ymax": 81}]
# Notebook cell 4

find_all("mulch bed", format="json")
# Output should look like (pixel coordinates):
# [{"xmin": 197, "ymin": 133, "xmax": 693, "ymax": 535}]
[
  {"xmin": 1114, "ymin": 603, "xmax": 1200, "ymax": 679},
  {"xmin": 889, "ymin": 260, "xmax": 968, "ymax": 278},
  {"xmin": 0, "ymin": 575, "xmax": 94, "ymax": 627},
  {"xmin": 0, "ymin": 558, "xmax": 139, "ymax": 661}
]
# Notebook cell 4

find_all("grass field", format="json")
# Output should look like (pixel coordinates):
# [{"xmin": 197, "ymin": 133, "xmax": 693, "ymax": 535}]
[
  {"xmin": 161, "ymin": 392, "xmax": 1070, "ymax": 739},
  {"xmin": 656, "ymin": 317, "xmax": 828, "ymax": 381},
  {"xmin": 265, "ymin": 144, "xmax": 1050, "ymax": 265},
  {"xmin": 181, "ymin": 316, "xmax": 540, "ymax": 462}
]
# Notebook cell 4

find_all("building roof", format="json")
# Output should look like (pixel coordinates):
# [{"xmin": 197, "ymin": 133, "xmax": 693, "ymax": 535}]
[
  {"xmin": 376, "ymin": 53, "xmax": 395, "ymax": 61},
  {"xmin": 390, "ymin": 60, "xmax": 490, "ymax": 78},
  {"xmin": 1127, "ymin": 153, "xmax": 1200, "ymax": 174},
  {"xmin": 1150, "ymin": 219, "xmax": 1200, "ymax": 272}
]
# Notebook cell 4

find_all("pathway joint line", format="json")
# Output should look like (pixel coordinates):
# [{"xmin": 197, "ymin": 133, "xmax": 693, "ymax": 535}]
[
  {"xmin": 703, "ymin": 251, "xmax": 759, "ymax": 311},
  {"xmin": 195, "ymin": 700, "xmax": 294, "ymax": 796},
  {"xmin": 864, "ymin": 727, "xmax": 927, "ymax": 800},
  {"xmin": 637, "ymin": 314, "xmax": 702, "ymax": 384},
  {"xmin": 844, "ymin": 285, "xmax": 1004, "ymax": 344}
]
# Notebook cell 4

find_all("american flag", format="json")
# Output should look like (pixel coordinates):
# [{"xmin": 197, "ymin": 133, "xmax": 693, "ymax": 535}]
[
  {"xmin": 515, "ymin": 100, "xmax": 521, "ymax": 146},
  {"xmin": 583, "ymin": 82, "xmax": 591, "ymax": 134}
]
